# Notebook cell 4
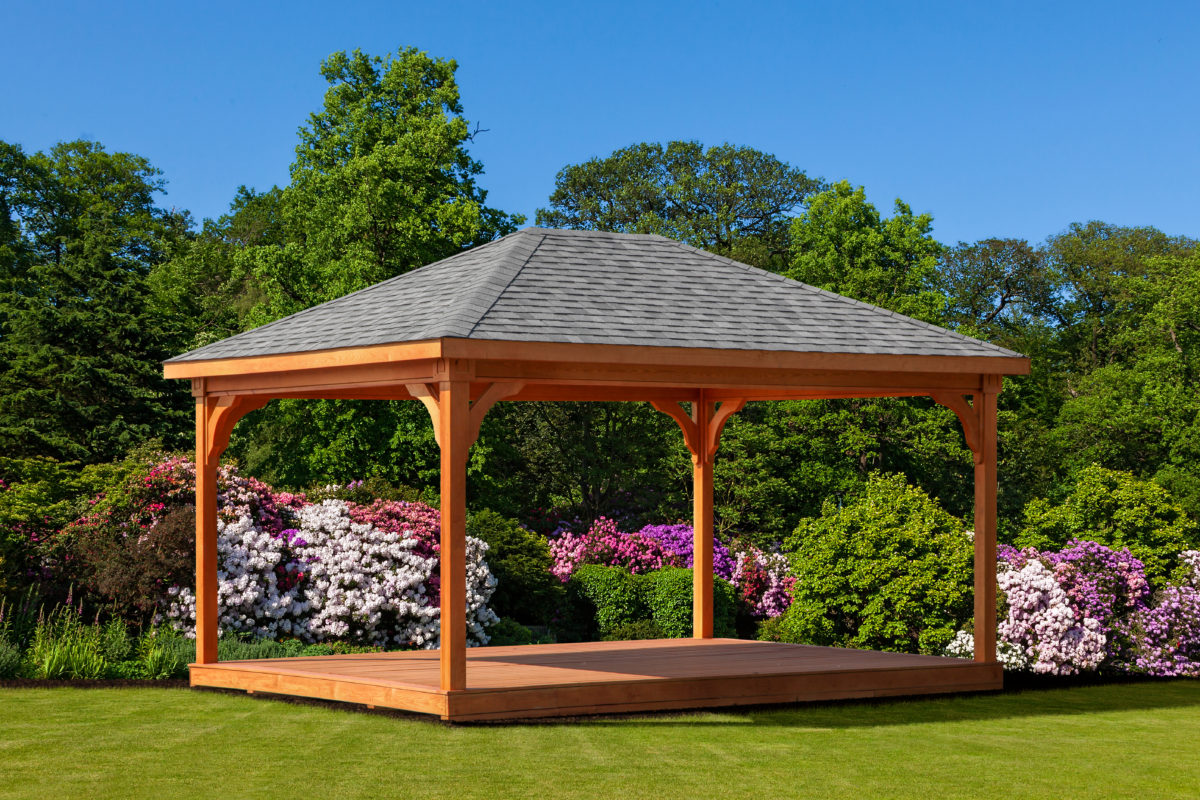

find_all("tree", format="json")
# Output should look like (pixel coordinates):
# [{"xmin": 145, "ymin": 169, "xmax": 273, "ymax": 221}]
[
  {"xmin": 940, "ymin": 238, "xmax": 1057, "ymax": 337},
  {"xmin": 0, "ymin": 140, "xmax": 190, "ymax": 462},
  {"xmin": 224, "ymin": 47, "xmax": 523, "ymax": 487},
  {"xmin": 238, "ymin": 47, "xmax": 521, "ymax": 325},
  {"xmin": 1016, "ymin": 465, "xmax": 1199, "ymax": 586},
  {"xmin": 536, "ymin": 141, "xmax": 821, "ymax": 270},
  {"xmin": 786, "ymin": 181, "xmax": 945, "ymax": 323}
]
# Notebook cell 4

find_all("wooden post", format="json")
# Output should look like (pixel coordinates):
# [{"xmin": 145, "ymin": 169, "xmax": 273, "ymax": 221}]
[
  {"xmin": 192, "ymin": 390, "xmax": 268, "ymax": 665},
  {"xmin": 651, "ymin": 395, "xmax": 745, "ymax": 640},
  {"xmin": 692, "ymin": 395, "xmax": 715, "ymax": 639},
  {"xmin": 194, "ymin": 396, "xmax": 220, "ymax": 665},
  {"xmin": 438, "ymin": 378, "xmax": 470, "ymax": 691},
  {"xmin": 974, "ymin": 378, "xmax": 1000, "ymax": 663}
]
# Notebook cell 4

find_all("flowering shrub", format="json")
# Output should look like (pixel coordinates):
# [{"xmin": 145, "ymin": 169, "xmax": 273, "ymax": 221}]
[
  {"xmin": 946, "ymin": 542, "xmax": 1200, "ymax": 676},
  {"xmin": 549, "ymin": 518, "xmax": 792, "ymax": 619},
  {"xmin": 49, "ymin": 455, "xmax": 497, "ymax": 648}
]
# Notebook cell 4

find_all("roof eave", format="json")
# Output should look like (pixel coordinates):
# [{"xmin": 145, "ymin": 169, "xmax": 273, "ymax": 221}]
[{"xmin": 163, "ymin": 336, "xmax": 1031, "ymax": 382}]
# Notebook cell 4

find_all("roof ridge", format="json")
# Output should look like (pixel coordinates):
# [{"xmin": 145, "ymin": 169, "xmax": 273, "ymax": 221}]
[
  {"xmin": 464, "ymin": 231, "xmax": 545, "ymax": 338},
  {"xmin": 654, "ymin": 236, "xmax": 1021, "ymax": 358}
]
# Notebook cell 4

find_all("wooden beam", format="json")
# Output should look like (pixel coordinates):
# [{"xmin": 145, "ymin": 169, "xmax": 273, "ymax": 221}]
[
  {"xmin": 438, "ymin": 378, "xmax": 470, "ymax": 691},
  {"xmin": 164, "ymin": 340, "xmax": 443, "ymax": 379},
  {"xmin": 165, "ymin": 336, "xmax": 1030, "ymax": 383},
  {"xmin": 406, "ymin": 383, "xmax": 442, "ymax": 446},
  {"xmin": 931, "ymin": 392, "xmax": 983, "ymax": 463}
]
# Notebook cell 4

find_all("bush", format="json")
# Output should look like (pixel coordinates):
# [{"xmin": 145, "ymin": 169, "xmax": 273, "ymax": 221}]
[
  {"xmin": 485, "ymin": 618, "xmax": 535, "ymax": 646},
  {"xmin": 602, "ymin": 620, "xmax": 665, "ymax": 641},
  {"xmin": 567, "ymin": 565, "xmax": 648, "ymax": 638},
  {"xmin": 566, "ymin": 565, "xmax": 738, "ymax": 640},
  {"xmin": 641, "ymin": 568, "xmax": 737, "ymax": 638},
  {"xmin": 782, "ymin": 472, "xmax": 973, "ymax": 654},
  {"xmin": 1017, "ymin": 465, "xmax": 1200, "ymax": 586},
  {"xmin": 0, "ymin": 637, "xmax": 20, "ymax": 678},
  {"xmin": 468, "ymin": 510, "xmax": 563, "ymax": 625}
]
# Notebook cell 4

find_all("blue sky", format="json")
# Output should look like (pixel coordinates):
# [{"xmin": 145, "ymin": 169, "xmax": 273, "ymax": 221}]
[{"xmin": 3, "ymin": 0, "xmax": 1197, "ymax": 245}]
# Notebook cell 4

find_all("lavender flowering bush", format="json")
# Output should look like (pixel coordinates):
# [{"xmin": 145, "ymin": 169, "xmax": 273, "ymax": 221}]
[{"xmin": 947, "ymin": 542, "xmax": 1200, "ymax": 676}]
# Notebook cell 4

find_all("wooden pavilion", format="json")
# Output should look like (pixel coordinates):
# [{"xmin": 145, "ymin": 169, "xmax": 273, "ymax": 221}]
[{"xmin": 164, "ymin": 227, "xmax": 1029, "ymax": 721}]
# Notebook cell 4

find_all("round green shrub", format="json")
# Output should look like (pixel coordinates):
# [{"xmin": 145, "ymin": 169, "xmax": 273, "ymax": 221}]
[
  {"xmin": 602, "ymin": 619, "xmax": 666, "ymax": 641},
  {"xmin": 567, "ymin": 565, "xmax": 648, "ymax": 637},
  {"xmin": 641, "ymin": 568, "xmax": 737, "ymax": 638},
  {"xmin": 783, "ymin": 472, "xmax": 973, "ymax": 654},
  {"xmin": 468, "ymin": 510, "xmax": 564, "ymax": 625},
  {"xmin": 485, "ymin": 617, "xmax": 535, "ymax": 646},
  {"xmin": 1016, "ymin": 464, "xmax": 1200, "ymax": 586}
]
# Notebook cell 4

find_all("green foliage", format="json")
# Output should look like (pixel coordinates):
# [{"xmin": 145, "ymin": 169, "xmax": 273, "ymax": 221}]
[
  {"xmin": 782, "ymin": 472, "xmax": 973, "ymax": 654},
  {"xmin": 0, "ymin": 140, "xmax": 190, "ymax": 463},
  {"xmin": 601, "ymin": 619, "xmax": 665, "ymax": 641},
  {"xmin": 214, "ymin": 47, "xmax": 521, "ymax": 490},
  {"xmin": 786, "ymin": 181, "xmax": 946, "ymax": 323},
  {"xmin": 567, "ymin": 565, "xmax": 647, "ymax": 638},
  {"xmin": 1016, "ymin": 464, "xmax": 1200, "ymax": 585},
  {"xmin": 564, "ymin": 565, "xmax": 736, "ymax": 641},
  {"xmin": 467, "ymin": 510, "xmax": 563, "ymax": 625},
  {"xmin": 640, "ymin": 568, "xmax": 737, "ymax": 639},
  {"xmin": 485, "ymin": 618, "xmax": 535, "ymax": 646},
  {"xmin": 537, "ymin": 140, "xmax": 821, "ymax": 270},
  {"xmin": 0, "ymin": 636, "xmax": 20, "ymax": 678}
]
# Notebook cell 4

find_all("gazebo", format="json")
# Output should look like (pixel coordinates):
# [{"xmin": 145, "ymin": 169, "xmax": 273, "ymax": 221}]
[{"xmin": 164, "ymin": 227, "xmax": 1029, "ymax": 721}]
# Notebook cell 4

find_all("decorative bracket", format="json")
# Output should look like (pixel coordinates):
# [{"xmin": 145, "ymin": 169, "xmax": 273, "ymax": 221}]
[
  {"xmin": 932, "ymin": 375, "xmax": 1002, "ymax": 466},
  {"xmin": 652, "ymin": 393, "xmax": 746, "ymax": 465},
  {"xmin": 406, "ymin": 381, "xmax": 524, "ymax": 450},
  {"xmin": 200, "ymin": 394, "xmax": 269, "ymax": 462}
]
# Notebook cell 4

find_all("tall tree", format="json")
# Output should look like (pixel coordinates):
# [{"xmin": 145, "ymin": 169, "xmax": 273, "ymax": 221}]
[
  {"xmin": 536, "ymin": 141, "xmax": 821, "ymax": 270},
  {"xmin": 239, "ymin": 47, "xmax": 521, "ymax": 325},
  {"xmin": 224, "ymin": 47, "xmax": 523, "ymax": 488},
  {"xmin": 786, "ymin": 181, "xmax": 945, "ymax": 323},
  {"xmin": 0, "ymin": 140, "xmax": 189, "ymax": 462}
]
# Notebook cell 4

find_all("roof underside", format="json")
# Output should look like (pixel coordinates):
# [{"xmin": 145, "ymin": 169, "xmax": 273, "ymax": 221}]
[{"xmin": 168, "ymin": 227, "xmax": 1022, "ymax": 364}]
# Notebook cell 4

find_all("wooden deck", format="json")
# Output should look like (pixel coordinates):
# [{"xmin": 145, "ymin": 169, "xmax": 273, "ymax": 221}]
[{"xmin": 189, "ymin": 638, "xmax": 1002, "ymax": 721}]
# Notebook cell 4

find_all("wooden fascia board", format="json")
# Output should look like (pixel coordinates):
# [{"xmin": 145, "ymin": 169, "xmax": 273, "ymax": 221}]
[
  {"xmin": 162, "ymin": 340, "xmax": 445, "ymax": 380},
  {"xmin": 444, "ymin": 338, "xmax": 1032, "ymax": 376},
  {"xmin": 163, "ymin": 337, "xmax": 1030, "ymax": 392}
]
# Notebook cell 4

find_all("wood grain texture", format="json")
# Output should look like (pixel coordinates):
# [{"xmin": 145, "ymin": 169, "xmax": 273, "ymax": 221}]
[
  {"xmin": 190, "ymin": 639, "xmax": 1002, "ymax": 721},
  {"xmin": 438, "ymin": 379, "xmax": 470, "ymax": 691}
]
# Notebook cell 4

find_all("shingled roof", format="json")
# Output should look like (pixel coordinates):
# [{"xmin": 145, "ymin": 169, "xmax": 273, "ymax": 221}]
[{"xmin": 167, "ymin": 227, "xmax": 1021, "ymax": 363}]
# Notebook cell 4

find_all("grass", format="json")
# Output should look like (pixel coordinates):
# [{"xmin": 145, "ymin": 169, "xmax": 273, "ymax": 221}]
[{"xmin": 1, "ymin": 682, "xmax": 1199, "ymax": 799}]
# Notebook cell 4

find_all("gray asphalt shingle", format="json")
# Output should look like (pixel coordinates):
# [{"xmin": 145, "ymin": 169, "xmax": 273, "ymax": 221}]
[{"xmin": 167, "ymin": 227, "xmax": 1022, "ymax": 362}]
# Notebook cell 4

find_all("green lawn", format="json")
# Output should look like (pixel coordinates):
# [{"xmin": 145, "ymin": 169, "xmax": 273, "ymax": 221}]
[{"xmin": 1, "ymin": 683, "xmax": 1198, "ymax": 799}]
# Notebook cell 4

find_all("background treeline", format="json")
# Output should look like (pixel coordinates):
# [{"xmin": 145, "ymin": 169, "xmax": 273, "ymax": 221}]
[{"xmin": 3, "ymin": 45, "xmax": 1200, "ymax": 589}]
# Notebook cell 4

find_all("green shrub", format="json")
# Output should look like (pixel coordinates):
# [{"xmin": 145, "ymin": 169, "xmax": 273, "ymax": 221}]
[
  {"xmin": 1016, "ymin": 464, "xmax": 1200, "ymax": 586},
  {"xmin": 0, "ymin": 637, "xmax": 21, "ymax": 678},
  {"xmin": 135, "ymin": 628, "xmax": 192, "ymax": 679},
  {"xmin": 641, "ymin": 568, "xmax": 737, "ymax": 638},
  {"xmin": 567, "ymin": 565, "xmax": 648, "ymax": 637},
  {"xmin": 467, "ymin": 510, "xmax": 563, "ymax": 625},
  {"xmin": 218, "ymin": 637, "xmax": 287, "ymax": 661},
  {"xmin": 601, "ymin": 619, "xmax": 665, "ymax": 641},
  {"xmin": 783, "ymin": 472, "xmax": 973, "ymax": 654},
  {"xmin": 485, "ymin": 617, "xmax": 535, "ymax": 646}
]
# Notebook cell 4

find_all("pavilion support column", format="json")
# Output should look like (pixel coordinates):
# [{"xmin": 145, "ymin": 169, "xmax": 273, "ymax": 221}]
[
  {"xmin": 692, "ymin": 397, "xmax": 715, "ymax": 639},
  {"xmin": 191, "ymin": 384, "xmax": 269, "ymax": 665},
  {"xmin": 438, "ymin": 378, "xmax": 470, "ymax": 692},
  {"xmin": 651, "ymin": 394, "xmax": 746, "ymax": 640},
  {"xmin": 194, "ymin": 398, "xmax": 220, "ymax": 665},
  {"xmin": 973, "ymin": 378, "xmax": 1000, "ymax": 664}
]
